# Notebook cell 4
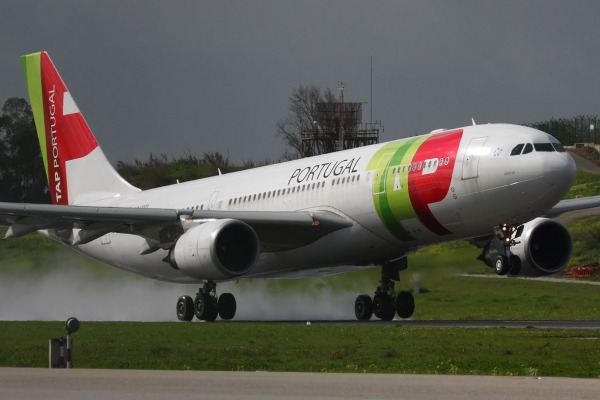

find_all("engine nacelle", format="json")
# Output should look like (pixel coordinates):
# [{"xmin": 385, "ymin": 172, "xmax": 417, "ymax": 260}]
[
  {"xmin": 481, "ymin": 217, "xmax": 572, "ymax": 277},
  {"xmin": 169, "ymin": 219, "xmax": 259, "ymax": 281}
]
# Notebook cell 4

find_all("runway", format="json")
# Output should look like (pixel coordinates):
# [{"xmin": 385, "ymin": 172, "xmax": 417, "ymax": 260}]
[
  {"xmin": 229, "ymin": 319, "xmax": 600, "ymax": 330},
  {"xmin": 1, "ymin": 368, "xmax": 598, "ymax": 400},
  {"xmin": 377, "ymin": 319, "xmax": 600, "ymax": 329}
]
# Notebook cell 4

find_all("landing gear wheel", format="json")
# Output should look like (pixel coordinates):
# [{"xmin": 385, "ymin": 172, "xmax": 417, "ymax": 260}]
[
  {"xmin": 176, "ymin": 295, "xmax": 194, "ymax": 322},
  {"xmin": 395, "ymin": 291, "xmax": 415, "ymax": 319},
  {"xmin": 373, "ymin": 293, "xmax": 396, "ymax": 321},
  {"xmin": 218, "ymin": 293, "xmax": 237, "ymax": 320},
  {"xmin": 194, "ymin": 293, "xmax": 218, "ymax": 322},
  {"xmin": 494, "ymin": 255, "xmax": 510, "ymax": 276},
  {"xmin": 354, "ymin": 294, "xmax": 373, "ymax": 321},
  {"xmin": 508, "ymin": 255, "xmax": 521, "ymax": 275}
]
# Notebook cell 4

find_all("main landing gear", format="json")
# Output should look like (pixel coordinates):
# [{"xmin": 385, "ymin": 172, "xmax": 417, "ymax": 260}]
[
  {"xmin": 354, "ymin": 260, "xmax": 415, "ymax": 321},
  {"xmin": 176, "ymin": 281, "xmax": 237, "ymax": 322}
]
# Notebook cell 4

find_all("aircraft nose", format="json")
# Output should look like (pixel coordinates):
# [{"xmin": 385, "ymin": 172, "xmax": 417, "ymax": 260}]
[{"xmin": 543, "ymin": 152, "xmax": 575, "ymax": 194}]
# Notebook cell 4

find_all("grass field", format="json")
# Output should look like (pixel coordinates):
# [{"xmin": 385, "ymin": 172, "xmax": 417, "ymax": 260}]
[{"xmin": 0, "ymin": 321, "xmax": 599, "ymax": 377}]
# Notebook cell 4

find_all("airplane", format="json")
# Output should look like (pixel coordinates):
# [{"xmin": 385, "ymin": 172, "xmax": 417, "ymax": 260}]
[{"xmin": 1, "ymin": 51, "xmax": 599, "ymax": 322}]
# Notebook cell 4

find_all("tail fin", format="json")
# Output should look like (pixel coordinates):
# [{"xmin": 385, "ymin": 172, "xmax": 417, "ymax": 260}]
[{"xmin": 21, "ymin": 51, "xmax": 139, "ymax": 205}]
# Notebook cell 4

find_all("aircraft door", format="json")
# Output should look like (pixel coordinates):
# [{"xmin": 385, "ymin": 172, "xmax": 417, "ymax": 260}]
[
  {"xmin": 462, "ymin": 137, "xmax": 488, "ymax": 180},
  {"xmin": 208, "ymin": 189, "xmax": 221, "ymax": 210},
  {"xmin": 371, "ymin": 152, "xmax": 394, "ymax": 195}
]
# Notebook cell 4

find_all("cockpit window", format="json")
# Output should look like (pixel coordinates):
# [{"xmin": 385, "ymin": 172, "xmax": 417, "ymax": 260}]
[
  {"xmin": 548, "ymin": 134, "xmax": 566, "ymax": 152},
  {"xmin": 552, "ymin": 142, "xmax": 566, "ymax": 152},
  {"xmin": 510, "ymin": 143, "xmax": 524, "ymax": 156},
  {"xmin": 533, "ymin": 143, "xmax": 555, "ymax": 152},
  {"xmin": 522, "ymin": 143, "xmax": 533, "ymax": 154}
]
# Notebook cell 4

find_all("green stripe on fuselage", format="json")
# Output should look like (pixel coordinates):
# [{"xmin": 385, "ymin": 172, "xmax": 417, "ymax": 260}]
[{"xmin": 367, "ymin": 136, "xmax": 427, "ymax": 241}]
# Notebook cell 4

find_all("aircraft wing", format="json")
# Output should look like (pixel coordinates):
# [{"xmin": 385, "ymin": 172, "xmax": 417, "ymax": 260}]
[
  {"xmin": 545, "ymin": 195, "xmax": 600, "ymax": 218},
  {"xmin": 0, "ymin": 202, "xmax": 353, "ymax": 252}
]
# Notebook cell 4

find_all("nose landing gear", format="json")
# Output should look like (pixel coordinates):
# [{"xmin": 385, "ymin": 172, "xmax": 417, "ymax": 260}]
[{"xmin": 493, "ymin": 223, "xmax": 522, "ymax": 276}]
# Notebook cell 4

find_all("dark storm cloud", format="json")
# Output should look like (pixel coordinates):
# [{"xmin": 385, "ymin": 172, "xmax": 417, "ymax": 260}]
[{"xmin": 2, "ymin": 1, "xmax": 600, "ymax": 164}]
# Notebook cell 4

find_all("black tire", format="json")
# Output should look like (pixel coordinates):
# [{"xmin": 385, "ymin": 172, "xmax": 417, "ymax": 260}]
[
  {"xmin": 395, "ymin": 291, "xmax": 415, "ymax": 319},
  {"xmin": 218, "ymin": 293, "xmax": 237, "ymax": 320},
  {"xmin": 509, "ymin": 255, "xmax": 522, "ymax": 276},
  {"xmin": 373, "ymin": 293, "xmax": 395, "ymax": 321},
  {"xmin": 354, "ymin": 294, "xmax": 373, "ymax": 321},
  {"xmin": 373, "ymin": 292, "xmax": 384, "ymax": 319},
  {"xmin": 176, "ymin": 295, "xmax": 194, "ymax": 322},
  {"xmin": 194, "ymin": 293, "xmax": 218, "ymax": 322},
  {"xmin": 495, "ymin": 255, "xmax": 510, "ymax": 276}
]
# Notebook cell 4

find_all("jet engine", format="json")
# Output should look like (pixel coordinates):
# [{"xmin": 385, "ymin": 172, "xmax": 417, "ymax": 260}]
[
  {"xmin": 168, "ymin": 219, "xmax": 260, "ymax": 281},
  {"xmin": 480, "ymin": 217, "xmax": 572, "ymax": 277}
]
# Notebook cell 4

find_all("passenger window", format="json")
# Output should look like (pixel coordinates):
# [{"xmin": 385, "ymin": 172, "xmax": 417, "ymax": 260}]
[
  {"xmin": 510, "ymin": 144, "xmax": 524, "ymax": 156},
  {"xmin": 522, "ymin": 143, "xmax": 533, "ymax": 154}
]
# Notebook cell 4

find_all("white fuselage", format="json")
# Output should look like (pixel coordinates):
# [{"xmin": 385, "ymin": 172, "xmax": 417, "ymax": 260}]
[{"xmin": 66, "ymin": 124, "xmax": 575, "ymax": 283}]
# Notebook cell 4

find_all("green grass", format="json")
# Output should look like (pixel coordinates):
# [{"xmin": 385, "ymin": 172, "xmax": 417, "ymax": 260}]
[
  {"xmin": 568, "ymin": 216, "xmax": 600, "ymax": 274},
  {"xmin": 565, "ymin": 171, "xmax": 600, "ymax": 199},
  {"xmin": 1, "ymin": 321, "xmax": 599, "ymax": 377}
]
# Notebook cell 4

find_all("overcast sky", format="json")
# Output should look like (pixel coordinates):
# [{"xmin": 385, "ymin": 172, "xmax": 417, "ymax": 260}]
[{"xmin": 2, "ymin": 1, "xmax": 599, "ymax": 165}]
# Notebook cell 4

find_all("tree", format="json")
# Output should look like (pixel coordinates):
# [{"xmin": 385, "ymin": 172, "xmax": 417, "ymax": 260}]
[
  {"xmin": 0, "ymin": 98, "xmax": 49, "ymax": 203},
  {"xmin": 116, "ymin": 151, "xmax": 236, "ymax": 190},
  {"xmin": 276, "ymin": 85, "xmax": 337, "ymax": 159}
]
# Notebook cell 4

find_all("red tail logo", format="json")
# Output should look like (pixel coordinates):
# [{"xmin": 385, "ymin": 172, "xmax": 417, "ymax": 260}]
[{"xmin": 40, "ymin": 52, "xmax": 98, "ymax": 204}]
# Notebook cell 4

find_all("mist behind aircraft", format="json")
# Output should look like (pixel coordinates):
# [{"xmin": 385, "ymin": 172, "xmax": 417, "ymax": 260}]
[{"xmin": 0, "ymin": 255, "xmax": 361, "ymax": 321}]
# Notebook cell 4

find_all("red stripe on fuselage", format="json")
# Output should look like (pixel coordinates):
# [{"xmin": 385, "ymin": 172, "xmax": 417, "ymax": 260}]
[{"xmin": 408, "ymin": 129, "xmax": 463, "ymax": 235}]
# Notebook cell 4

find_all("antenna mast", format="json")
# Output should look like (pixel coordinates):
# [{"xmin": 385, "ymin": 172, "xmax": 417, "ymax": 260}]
[{"xmin": 338, "ymin": 81, "xmax": 345, "ymax": 151}]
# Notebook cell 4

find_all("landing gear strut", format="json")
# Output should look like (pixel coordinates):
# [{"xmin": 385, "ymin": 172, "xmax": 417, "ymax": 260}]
[
  {"xmin": 493, "ymin": 224, "xmax": 522, "ymax": 276},
  {"xmin": 176, "ymin": 281, "xmax": 237, "ymax": 322},
  {"xmin": 354, "ymin": 260, "xmax": 415, "ymax": 321}
]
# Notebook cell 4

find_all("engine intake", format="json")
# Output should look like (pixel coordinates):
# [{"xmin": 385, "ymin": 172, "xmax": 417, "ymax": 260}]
[
  {"xmin": 481, "ymin": 218, "xmax": 572, "ymax": 277},
  {"xmin": 169, "ymin": 219, "xmax": 259, "ymax": 281}
]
